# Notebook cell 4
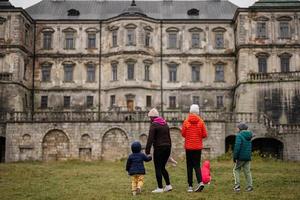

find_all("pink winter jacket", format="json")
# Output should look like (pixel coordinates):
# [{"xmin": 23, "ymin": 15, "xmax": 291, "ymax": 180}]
[{"xmin": 201, "ymin": 160, "xmax": 211, "ymax": 184}]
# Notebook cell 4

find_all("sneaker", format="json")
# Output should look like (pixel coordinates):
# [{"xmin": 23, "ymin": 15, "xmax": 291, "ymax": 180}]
[
  {"xmin": 233, "ymin": 185, "xmax": 240, "ymax": 192},
  {"xmin": 152, "ymin": 188, "xmax": 164, "ymax": 193},
  {"xmin": 245, "ymin": 186, "xmax": 253, "ymax": 192},
  {"xmin": 187, "ymin": 186, "xmax": 193, "ymax": 192},
  {"xmin": 164, "ymin": 185, "xmax": 173, "ymax": 192},
  {"xmin": 195, "ymin": 182, "xmax": 204, "ymax": 192},
  {"xmin": 136, "ymin": 187, "xmax": 141, "ymax": 194}
]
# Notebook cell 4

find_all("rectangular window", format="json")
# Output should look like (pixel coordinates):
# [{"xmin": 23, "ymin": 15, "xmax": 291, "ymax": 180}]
[
  {"xmin": 216, "ymin": 96, "xmax": 224, "ymax": 108},
  {"xmin": 87, "ymin": 33, "xmax": 96, "ymax": 48},
  {"xmin": 65, "ymin": 32, "xmax": 75, "ymax": 49},
  {"xmin": 191, "ymin": 33, "xmax": 200, "ymax": 48},
  {"xmin": 144, "ymin": 64, "xmax": 150, "ymax": 81},
  {"xmin": 86, "ymin": 96, "xmax": 93, "ymax": 108},
  {"xmin": 86, "ymin": 64, "xmax": 95, "ymax": 82},
  {"xmin": 112, "ymin": 63, "xmax": 118, "ymax": 81},
  {"xmin": 43, "ymin": 32, "xmax": 52, "ymax": 49},
  {"xmin": 112, "ymin": 30, "xmax": 118, "ymax": 47},
  {"xmin": 215, "ymin": 64, "xmax": 224, "ymax": 82},
  {"xmin": 258, "ymin": 57, "xmax": 267, "ymax": 73},
  {"xmin": 168, "ymin": 33, "xmax": 177, "ymax": 48},
  {"xmin": 279, "ymin": 22, "xmax": 290, "ymax": 38},
  {"xmin": 145, "ymin": 32, "xmax": 151, "ymax": 47},
  {"xmin": 169, "ymin": 65, "xmax": 177, "ymax": 82},
  {"xmin": 64, "ymin": 64, "xmax": 74, "ymax": 82},
  {"xmin": 146, "ymin": 96, "xmax": 152, "ymax": 107},
  {"xmin": 41, "ymin": 96, "xmax": 48, "ymax": 109},
  {"xmin": 41, "ymin": 64, "xmax": 51, "ymax": 82},
  {"xmin": 257, "ymin": 22, "xmax": 267, "ymax": 38},
  {"xmin": 192, "ymin": 96, "xmax": 200, "ymax": 105},
  {"xmin": 25, "ymin": 29, "xmax": 29, "ymax": 46},
  {"xmin": 281, "ymin": 57, "xmax": 290, "ymax": 72},
  {"xmin": 169, "ymin": 96, "xmax": 176, "ymax": 109},
  {"xmin": 127, "ymin": 63, "xmax": 134, "ymax": 80},
  {"xmin": 215, "ymin": 32, "xmax": 224, "ymax": 49},
  {"xmin": 110, "ymin": 95, "xmax": 115, "ymax": 107},
  {"xmin": 191, "ymin": 65, "xmax": 200, "ymax": 82},
  {"xmin": 64, "ymin": 96, "xmax": 71, "ymax": 108},
  {"xmin": 127, "ymin": 29, "xmax": 135, "ymax": 46}
]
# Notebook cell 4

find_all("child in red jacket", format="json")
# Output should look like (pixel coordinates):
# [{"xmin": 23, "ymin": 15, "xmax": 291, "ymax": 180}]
[{"xmin": 201, "ymin": 160, "xmax": 211, "ymax": 184}]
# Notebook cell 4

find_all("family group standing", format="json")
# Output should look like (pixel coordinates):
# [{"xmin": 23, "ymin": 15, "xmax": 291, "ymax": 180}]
[{"xmin": 126, "ymin": 104, "xmax": 253, "ymax": 195}]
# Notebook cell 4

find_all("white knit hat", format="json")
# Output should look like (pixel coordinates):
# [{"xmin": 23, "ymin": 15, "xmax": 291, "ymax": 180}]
[
  {"xmin": 148, "ymin": 108, "xmax": 159, "ymax": 117},
  {"xmin": 189, "ymin": 104, "xmax": 199, "ymax": 114}
]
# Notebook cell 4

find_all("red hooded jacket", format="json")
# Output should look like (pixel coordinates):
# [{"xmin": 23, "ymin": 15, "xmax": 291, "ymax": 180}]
[{"xmin": 181, "ymin": 114, "xmax": 207, "ymax": 150}]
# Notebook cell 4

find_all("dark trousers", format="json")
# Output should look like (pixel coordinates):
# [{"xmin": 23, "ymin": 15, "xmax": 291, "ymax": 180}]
[
  {"xmin": 186, "ymin": 150, "xmax": 202, "ymax": 187},
  {"xmin": 154, "ymin": 146, "xmax": 171, "ymax": 188}
]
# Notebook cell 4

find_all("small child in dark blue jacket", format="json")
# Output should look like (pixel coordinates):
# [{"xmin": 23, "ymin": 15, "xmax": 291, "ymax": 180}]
[{"xmin": 126, "ymin": 141, "xmax": 152, "ymax": 195}]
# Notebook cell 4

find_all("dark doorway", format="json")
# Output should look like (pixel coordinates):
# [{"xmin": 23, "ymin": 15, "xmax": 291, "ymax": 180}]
[
  {"xmin": 252, "ymin": 138, "xmax": 283, "ymax": 159},
  {"xmin": 225, "ymin": 135, "xmax": 236, "ymax": 153},
  {"xmin": 0, "ymin": 137, "xmax": 5, "ymax": 163}
]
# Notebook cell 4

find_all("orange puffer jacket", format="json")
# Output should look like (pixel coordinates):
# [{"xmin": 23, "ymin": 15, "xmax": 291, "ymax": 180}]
[{"xmin": 181, "ymin": 114, "xmax": 208, "ymax": 150}]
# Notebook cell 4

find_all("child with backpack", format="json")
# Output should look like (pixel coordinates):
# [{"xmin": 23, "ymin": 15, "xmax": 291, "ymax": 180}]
[{"xmin": 126, "ymin": 141, "xmax": 152, "ymax": 195}]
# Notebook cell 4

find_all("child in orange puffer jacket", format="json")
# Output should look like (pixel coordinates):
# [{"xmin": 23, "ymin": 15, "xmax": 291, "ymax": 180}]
[{"xmin": 201, "ymin": 160, "xmax": 211, "ymax": 184}]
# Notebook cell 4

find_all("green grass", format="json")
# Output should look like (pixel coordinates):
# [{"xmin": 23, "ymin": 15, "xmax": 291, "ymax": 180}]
[{"xmin": 0, "ymin": 156, "xmax": 300, "ymax": 200}]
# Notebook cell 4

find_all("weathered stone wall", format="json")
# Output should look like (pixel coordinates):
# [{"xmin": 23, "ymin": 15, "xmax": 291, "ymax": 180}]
[{"xmin": 4, "ymin": 121, "xmax": 226, "ymax": 162}]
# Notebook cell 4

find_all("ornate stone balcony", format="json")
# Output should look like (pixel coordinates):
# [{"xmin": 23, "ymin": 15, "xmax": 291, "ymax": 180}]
[{"xmin": 248, "ymin": 71, "xmax": 300, "ymax": 82}]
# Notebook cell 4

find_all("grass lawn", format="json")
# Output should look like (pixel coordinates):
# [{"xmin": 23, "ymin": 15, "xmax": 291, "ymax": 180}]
[{"xmin": 0, "ymin": 156, "xmax": 300, "ymax": 200}]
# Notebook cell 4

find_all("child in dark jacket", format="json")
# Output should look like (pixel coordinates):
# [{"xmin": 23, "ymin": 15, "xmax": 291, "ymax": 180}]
[{"xmin": 126, "ymin": 141, "xmax": 152, "ymax": 195}]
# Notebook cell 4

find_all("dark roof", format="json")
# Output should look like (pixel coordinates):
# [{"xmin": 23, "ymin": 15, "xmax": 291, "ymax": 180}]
[
  {"xmin": 250, "ymin": 0, "xmax": 300, "ymax": 8},
  {"xmin": 0, "ymin": 0, "xmax": 15, "ymax": 9},
  {"xmin": 25, "ymin": 0, "xmax": 238, "ymax": 20}
]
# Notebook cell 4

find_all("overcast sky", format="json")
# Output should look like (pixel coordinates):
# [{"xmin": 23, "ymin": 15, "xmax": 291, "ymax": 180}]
[{"xmin": 10, "ymin": 0, "xmax": 258, "ymax": 9}]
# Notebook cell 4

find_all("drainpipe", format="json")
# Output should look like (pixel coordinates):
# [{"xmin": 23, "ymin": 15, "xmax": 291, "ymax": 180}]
[
  {"xmin": 160, "ymin": 20, "xmax": 164, "ymax": 117},
  {"xmin": 31, "ymin": 22, "xmax": 36, "ymax": 121},
  {"xmin": 98, "ymin": 21, "xmax": 102, "ymax": 121}
]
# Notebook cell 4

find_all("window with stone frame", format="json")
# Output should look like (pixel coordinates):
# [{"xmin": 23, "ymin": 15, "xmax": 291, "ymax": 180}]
[
  {"xmin": 86, "ymin": 96, "xmax": 94, "ymax": 108},
  {"xmin": 41, "ymin": 96, "xmax": 48, "ymax": 109},
  {"xmin": 192, "ymin": 96, "xmax": 200, "ymax": 106},
  {"xmin": 110, "ymin": 95, "xmax": 115, "ymax": 107},
  {"xmin": 144, "ymin": 64, "xmax": 151, "ymax": 81},
  {"xmin": 25, "ymin": 28, "xmax": 29, "ymax": 46},
  {"xmin": 146, "ymin": 95, "xmax": 152, "ymax": 108},
  {"xmin": 127, "ymin": 62, "xmax": 135, "ymax": 80},
  {"xmin": 258, "ymin": 57, "xmax": 268, "ymax": 73},
  {"xmin": 86, "ymin": 63, "xmax": 95, "ymax": 82},
  {"xmin": 0, "ymin": 17, "xmax": 6, "ymax": 39},
  {"xmin": 279, "ymin": 53, "xmax": 291, "ymax": 72},
  {"xmin": 23, "ymin": 61, "xmax": 28, "ymax": 80},
  {"xmin": 168, "ymin": 33, "xmax": 177, "ymax": 49},
  {"xmin": 63, "ymin": 96, "xmax": 71, "ymax": 108},
  {"xmin": 257, "ymin": 22, "xmax": 267, "ymax": 38},
  {"xmin": 215, "ymin": 32, "xmax": 224, "ymax": 49},
  {"xmin": 191, "ymin": 64, "xmax": 200, "ymax": 82},
  {"xmin": 87, "ymin": 33, "xmax": 96, "ymax": 49},
  {"xmin": 215, "ymin": 63, "xmax": 225, "ymax": 82},
  {"xmin": 112, "ymin": 30, "xmax": 118, "ymax": 47},
  {"xmin": 127, "ymin": 29, "xmax": 135, "ymax": 46},
  {"xmin": 169, "ymin": 96, "xmax": 176, "ymax": 109},
  {"xmin": 111, "ymin": 62, "xmax": 118, "ymax": 81},
  {"xmin": 41, "ymin": 63, "xmax": 52, "ymax": 82},
  {"xmin": 63, "ymin": 63, "xmax": 74, "ymax": 82},
  {"xmin": 216, "ymin": 95, "xmax": 224, "ymax": 108},
  {"xmin": 279, "ymin": 21, "xmax": 290, "ymax": 39},
  {"xmin": 168, "ymin": 63, "xmax": 178, "ymax": 82},
  {"xmin": 43, "ymin": 32, "xmax": 52, "ymax": 50},
  {"xmin": 145, "ymin": 31, "xmax": 151, "ymax": 47},
  {"xmin": 65, "ymin": 31, "xmax": 75, "ymax": 49},
  {"xmin": 191, "ymin": 33, "xmax": 200, "ymax": 48}
]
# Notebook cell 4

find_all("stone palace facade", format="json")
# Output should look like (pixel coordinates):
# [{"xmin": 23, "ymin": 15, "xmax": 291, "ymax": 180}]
[{"xmin": 0, "ymin": 0, "xmax": 299, "ymax": 162}]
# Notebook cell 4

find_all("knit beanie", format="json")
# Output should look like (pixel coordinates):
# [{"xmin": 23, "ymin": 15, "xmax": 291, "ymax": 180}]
[
  {"xmin": 237, "ymin": 122, "xmax": 248, "ymax": 130},
  {"xmin": 148, "ymin": 108, "xmax": 159, "ymax": 117},
  {"xmin": 189, "ymin": 104, "xmax": 200, "ymax": 114}
]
